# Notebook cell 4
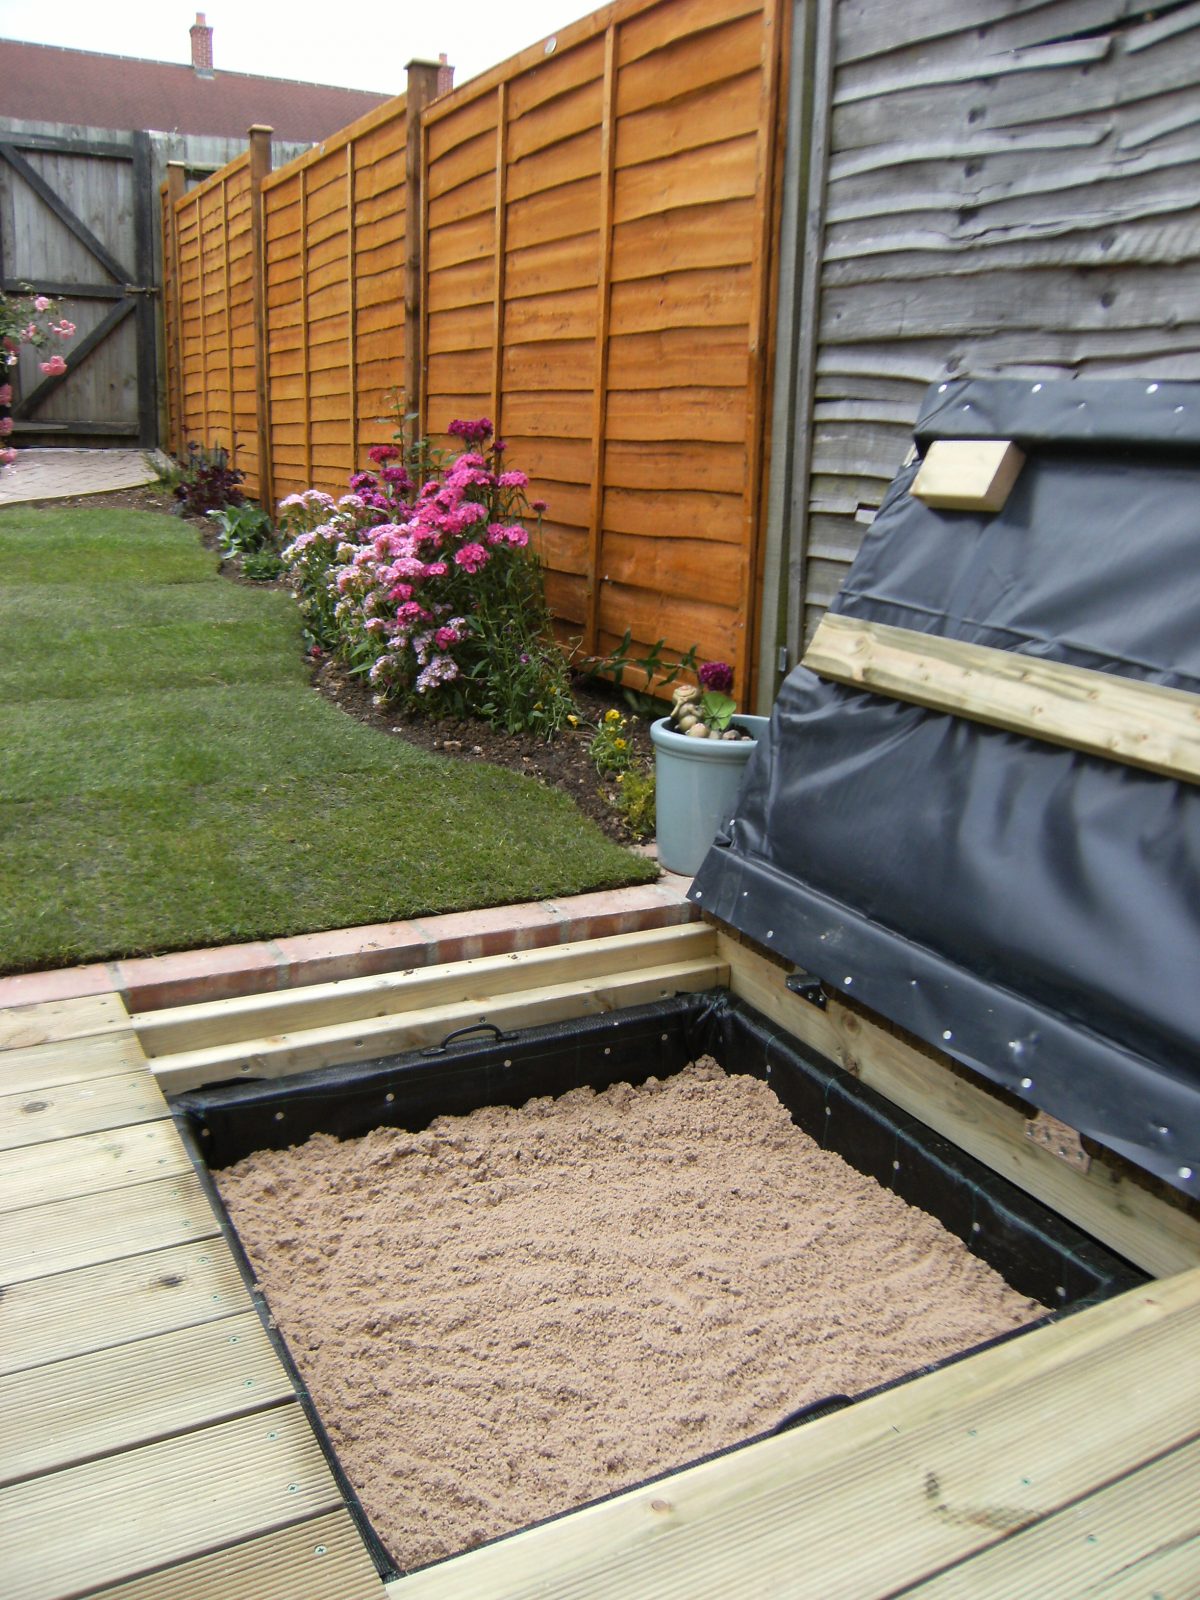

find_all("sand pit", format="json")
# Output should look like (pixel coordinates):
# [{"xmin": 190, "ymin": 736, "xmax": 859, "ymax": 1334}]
[{"xmin": 216, "ymin": 1059, "xmax": 1045, "ymax": 1572}]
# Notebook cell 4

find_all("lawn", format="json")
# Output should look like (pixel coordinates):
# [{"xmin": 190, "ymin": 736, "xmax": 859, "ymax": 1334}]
[{"xmin": 0, "ymin": 506, "xmax": 655, "ymax": 974}]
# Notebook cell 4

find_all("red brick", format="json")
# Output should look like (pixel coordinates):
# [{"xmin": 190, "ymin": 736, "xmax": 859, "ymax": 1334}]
[
  {"xmin": 116, "ymin": 942, "xmax": 283, "ymax": 1013},
  {"xmin": 544, "ymin": 884, "xmax": 699, "ymax": 945},
  {"xmin": 410, "ymin": 902, "xmax": 565, "ymax": 965},
  {"xmin": 0, "ymin": 963, "xmax": 114, "ymax": 1009},
  {"xmin": 269, "ymin": 923, "xmax": 433, "ymax": 989}
]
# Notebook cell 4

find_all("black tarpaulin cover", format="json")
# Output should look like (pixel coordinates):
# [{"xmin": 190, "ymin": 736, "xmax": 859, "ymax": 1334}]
[{"xmin": 692, "ymin": 377, "xmax": 1200, "ymax": 1195}]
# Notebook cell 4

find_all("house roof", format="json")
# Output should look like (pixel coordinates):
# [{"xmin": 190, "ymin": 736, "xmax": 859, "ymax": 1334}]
[{"xmin": 0, "ymin": 37, "xmax": 393, "ymax": 142}]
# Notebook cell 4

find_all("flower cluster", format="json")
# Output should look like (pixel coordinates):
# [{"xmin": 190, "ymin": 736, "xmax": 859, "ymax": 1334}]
[
  {"xmin": 0, "ymin": 288, "xmax": 76, "ymax": 467},
  {"xmin": 280, "ymin": 422, "xmax": 575, "ymax": 735}
]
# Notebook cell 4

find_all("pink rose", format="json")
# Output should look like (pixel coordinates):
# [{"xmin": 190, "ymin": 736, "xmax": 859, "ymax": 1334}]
[
  {"xmin": 0, "ymin": 446, "xmax": 15, "ymax": 466},
  {"xmin": 0, "ymin": 417, "xmax": 12, "ymax": 436},
  {"xmin": 39, "ymin": 354, "xmax": 67, "ymax": 376},
  {"xmin": 34, "ymin": 296, "xmax": 51, "ymax": 312},
  {"xmin": 52, "ymin": 320, "xmax": 76, "ymax": 338},
  {"xmin": 0, "ymin": 384, "xmax": 11, "ymax": 405}
]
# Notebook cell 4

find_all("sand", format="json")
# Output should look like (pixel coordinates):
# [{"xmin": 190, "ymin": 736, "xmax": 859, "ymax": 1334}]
[{"xmin": 216, "ymin": 1060, "xmax": 1045, "ymax": 1572}]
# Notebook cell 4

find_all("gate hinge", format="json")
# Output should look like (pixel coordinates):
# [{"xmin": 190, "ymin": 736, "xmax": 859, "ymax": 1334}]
[
  {"xmin": 1024, "ymin": 1110, "xmax": 1090, "ymax": 1172},
  {"xmin": 124, "ymin": 284, "xmax": 160, "ymax": 296}
]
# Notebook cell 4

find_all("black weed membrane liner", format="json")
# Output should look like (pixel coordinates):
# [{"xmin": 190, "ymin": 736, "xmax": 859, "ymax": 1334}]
[{"xmin": 172, "ymin": 991, "xmax": 1144, "ymax": 1581}]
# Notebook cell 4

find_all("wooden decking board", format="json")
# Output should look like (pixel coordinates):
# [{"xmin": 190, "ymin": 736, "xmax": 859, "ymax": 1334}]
[
  {"xmin": 0, "ymin": 1240, "xmax": 252, "ymax": 1376},
  {"xmin": 0, "ymin": 1170, "xmax": 221, "ymax": 1284},
  {"xmin": 0, "ymin": 993, "xmax": 130, "ymax": 1050},
  {"xmin": 0, "ymin": 1031, "xmax": 150, "ymax": 1097},
  {"xmin": 907, "ymin": 1435, "xmax": 1200, "ymax": 1596},
  {"xmin": 0, "ymin": 1404, "xmax": 342, "ymax": 1600},
  {"xmin": 0, "ymin": 1118, "xmax": 190, "ymax": 1212},
  {"xmin": 0, "ymin": 1311, "xmax": 293, "ymax": 1485},
  {"xmin": 0, "ymin": 1071, "xmax": 169, "ymax": 1152},
  {"xmin": 82, "ymin": 1510, "xmax": 384, "ymax": 1599},
  {"xmin": 389, "ymin": 1273, "xmax": 1200, "ymax": 1600}
]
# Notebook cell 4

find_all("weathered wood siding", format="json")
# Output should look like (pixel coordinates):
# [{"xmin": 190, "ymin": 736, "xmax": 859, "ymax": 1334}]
[
  {"xmin": 786, "ymin": 0, "xmax": 1200, "ymax": 652},
  {"xmin": 169, "ymin": 154, "xmax": 255, "ymax": 476},
  {"xmin": 262, "ymin": 97, "xmax": 409, "ymax": 501},
  {"xmin": 423, "ymin": 0, "xmax": 784, "ymax": 685}
]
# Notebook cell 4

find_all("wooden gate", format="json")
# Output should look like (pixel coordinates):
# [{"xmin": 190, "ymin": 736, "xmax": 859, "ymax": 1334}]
[{"xmin": 0, "ymin": 129, "xmax": 158, "ymax": 446}]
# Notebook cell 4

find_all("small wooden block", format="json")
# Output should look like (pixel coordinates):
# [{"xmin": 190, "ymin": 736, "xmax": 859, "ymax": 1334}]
[{"xmin": 910, "ymin": 439, "xmax": 1025, "ymax": 512}]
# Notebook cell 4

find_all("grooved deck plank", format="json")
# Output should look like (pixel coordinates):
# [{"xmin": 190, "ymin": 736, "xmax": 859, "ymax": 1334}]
[
  {"xmin": 0, "ymin": 1171, "xmax": 220, "ymax": 1284},
  {"xmin": 0, "ymin": 1071, "xmax": 169, "ymax": 1152},
  {"xmin": 0, "ymin": 1240, "xmax": 252, "ymax": 1376},
  {"xmin": 909, "ymin": 1434, "xmax": 1200, "ymax": 1596},
  {"xmin": 0, "ymin": 1312, "xmax": 292, "ymax": 1485},
  {"xmin": 0, "ymin": 1031, "xmax": 150, "ymax": 1097},
  {"xmin": 84, "ymin": 1510, "xmax": 383, "ymax": 1599},
  {"xmin": 0, "ymin": 1405, "xmax": 341, "ymax": 1600},
  {"xmin": 0, "ymin": 993, "xmax": 130, "ymax": 1049},
  {"xmin": 0, "ymin": 1118, "xmax": 190, "ymax": 1212}
]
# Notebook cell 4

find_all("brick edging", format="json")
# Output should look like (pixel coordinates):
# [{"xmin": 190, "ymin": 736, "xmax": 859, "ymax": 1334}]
[{"xmin": 0, "ymin": 882, "xmax": 698, "ymax": 1014}]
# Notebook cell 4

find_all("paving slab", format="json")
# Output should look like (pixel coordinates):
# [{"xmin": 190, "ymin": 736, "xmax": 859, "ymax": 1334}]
[{"xmin": 0, "ymin": 448, "xmax": 172, "ymax": 506}]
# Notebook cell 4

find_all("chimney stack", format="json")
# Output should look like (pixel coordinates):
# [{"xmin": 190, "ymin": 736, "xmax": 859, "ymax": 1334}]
[
  {"xmin": 191, "ymin": 12, "xmax": 214, "ymax": 75},
  {"xmin": 437, "ymin": 52, "xmax": 455, "ymax": 96}
]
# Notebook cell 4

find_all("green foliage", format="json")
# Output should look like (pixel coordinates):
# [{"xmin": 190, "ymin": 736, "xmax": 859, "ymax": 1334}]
[
  {"xmin": 589, "ymin": 707, "xmax": 634, "ymax": 777},
  {"xmin": 613, "ymin": 762, "xmax": 656, "ymax": 840},
  {"xmin": 575, "ymin": 630, "xmax": 701, "ymax": 699},
  {"xmin": 240, "ymin": 550, "xmax": 285, "ymax": 582},
  {"xmin": 207, "ymin": 501, "xmax": 276, "ymax": 559},
  {"xmin": 699, "ymin": 690, "xmax": 737, "ymax": 731}
]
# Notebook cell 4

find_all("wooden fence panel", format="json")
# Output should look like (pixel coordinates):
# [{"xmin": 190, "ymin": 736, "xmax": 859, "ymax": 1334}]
[
  {"xmin": 166, "ymin": 153, "xmax": 255, "ymax": 481},
  {"xmin": 262, "ymin": 96, "xmax": 410, "ymax": 501},
  {"xmin": 423, "ymin": 0, "xmax": 785, "ymax": 694}
]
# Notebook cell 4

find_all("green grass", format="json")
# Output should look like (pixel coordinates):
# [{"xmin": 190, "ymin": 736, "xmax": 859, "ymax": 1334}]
[{"xmin": 0, "ymin": 506, "xmax": 654, "ymax": 973}]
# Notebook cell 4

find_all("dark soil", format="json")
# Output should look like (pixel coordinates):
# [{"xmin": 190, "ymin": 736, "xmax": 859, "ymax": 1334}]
[{"xmin": 45, "ymin": 481, "xmax": 657, "ymax": 845}]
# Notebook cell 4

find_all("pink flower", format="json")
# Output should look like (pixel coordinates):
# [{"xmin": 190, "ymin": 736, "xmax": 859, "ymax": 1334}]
[
  {"xmin": 434, "ymin": 625, "xmax": 461, "ymax": 650},
  {"xmin": 454, "ymin": 542, "xmax": 488, "ymax": 574},
  {"xmin": 52, "ymin": 320, "xmax": 75, "ymax": 338},
  {"xmin": 0, "ymin": 418, "xmax": 12, "ymax": 436},
  {"xmin": 497, "ymin": 470, "xmax": 528, "ymax": 489},
  {"xmin": 0, "ymin": 384, "xmax": 10, "ymax": 405},
  {"xmin": 531, "ymin": 499, "xmax": 548, "ymax": 514},
  {"xmin": 505, "ymin": 526, "xmax": 529, "ymax": 547},
  {"xmin": 367, "ymin": 444, "xmax": 400, "ymax": 464},
  {"xmin": 425, "ymin": 561, "xmax": 447, "ymax": 577},
  {"xmin": 21, "ymin": 323, "xmax": 37, "ymax": 341},
  {"xmin": 0, "ymin": 446, "xmax": 15, "ymax": 466},
  {"xmin": 39, "ymin": 354, "xmax": 67, "ymax": 376},
  {"xmin": 34, "ymin": 296, "xmax": 51, "ymax": 312}
]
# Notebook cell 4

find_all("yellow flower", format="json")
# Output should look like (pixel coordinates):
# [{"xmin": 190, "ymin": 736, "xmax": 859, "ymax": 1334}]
[
  {"xmin": 567, "ymin": 714, "xmax": 578, "ymax": 725},
  {"xmin": 614, "ymin": 738, "xmax": 627, "ymax": 750},
  {"xmin": 605, "ymin": 709, "xmax": 621, "ymax": 723}
]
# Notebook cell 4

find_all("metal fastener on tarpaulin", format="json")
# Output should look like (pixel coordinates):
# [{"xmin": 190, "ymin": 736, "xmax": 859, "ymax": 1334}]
[{"xmin": 785, "ymin": 972, "xmax": 827, "ymax": 1009}]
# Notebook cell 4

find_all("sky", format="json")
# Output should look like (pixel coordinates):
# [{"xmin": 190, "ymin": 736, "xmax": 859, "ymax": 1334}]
[{"xmin": 0, "ymin": 0, "xmax": 597, "ymax": 93}]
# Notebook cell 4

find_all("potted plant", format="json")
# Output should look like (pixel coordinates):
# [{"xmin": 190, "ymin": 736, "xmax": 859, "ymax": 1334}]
[{"xmin": 649, "ymin": 661, "xmax": 769, "ymax": 875}]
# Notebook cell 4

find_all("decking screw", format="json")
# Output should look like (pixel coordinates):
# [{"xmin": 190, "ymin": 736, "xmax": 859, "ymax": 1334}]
[
  {"xmin": 288, "ymin": 1483, "xmax": 299, "ymax": 1493},
  {"xmin": 244, "ymin": 1379, "xmax": 254, "ymax": 1387},
  {"xmin": 268, "ymin": 1430, "xmax": 278, "ymax": 1439},
  {"xmin": 315, "ymin": 1545, "xmax": 328, "ymax": 1555}
]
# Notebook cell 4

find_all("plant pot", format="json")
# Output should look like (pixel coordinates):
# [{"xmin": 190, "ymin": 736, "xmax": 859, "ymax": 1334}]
[{"xmin": 650, "ymin": 714, "xmax": 769, "ymax": 875}]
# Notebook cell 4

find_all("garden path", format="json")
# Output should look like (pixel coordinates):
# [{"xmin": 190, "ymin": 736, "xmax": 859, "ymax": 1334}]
[{"xmin": 0, "ymin": 448, "xmax": 171, "ymax": 505}]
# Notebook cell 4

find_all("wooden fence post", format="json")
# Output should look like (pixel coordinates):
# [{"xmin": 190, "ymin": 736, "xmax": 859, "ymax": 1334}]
[
  {"xmin": 164, "ymin": 162, "xmax": 187, "ymax": 456},
  {"xmin": 247, "ymin": 124, "xmax": 274, "ymax": 513},
  {"xmin": 405, "ymin": 59, "xmax": 443, "ymax": 452}
]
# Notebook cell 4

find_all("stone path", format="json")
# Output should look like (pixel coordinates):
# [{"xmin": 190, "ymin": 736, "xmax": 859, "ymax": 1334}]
[{"xmin": 0, "ymin": 448, "xmax": 172, "ymax": 506}]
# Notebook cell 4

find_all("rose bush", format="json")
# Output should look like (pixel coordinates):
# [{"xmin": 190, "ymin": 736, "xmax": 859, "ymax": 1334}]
[{"xmin": 0, "ymin": 288, "xmax": 75, "ymax": 467}]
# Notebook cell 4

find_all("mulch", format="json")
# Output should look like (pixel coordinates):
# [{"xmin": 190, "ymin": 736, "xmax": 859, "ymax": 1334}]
[{"xmin": 34, "ymin": 481, "xmax": 657, "ymax": 844}]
